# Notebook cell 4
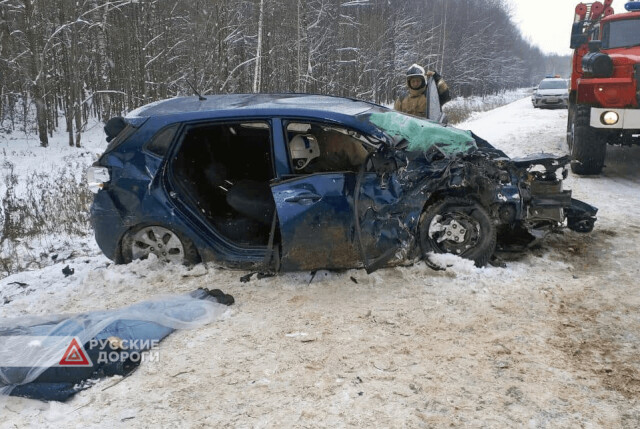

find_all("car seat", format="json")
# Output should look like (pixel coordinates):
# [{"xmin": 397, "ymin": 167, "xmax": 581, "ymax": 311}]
[{"xmin": 226, "ymin": 180, "xmax": 275, "ymax": 226}]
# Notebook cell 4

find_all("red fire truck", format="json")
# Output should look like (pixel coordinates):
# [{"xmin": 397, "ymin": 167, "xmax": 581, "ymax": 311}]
[{"xmin": 568, "ymin": 0, "xmax": 640, "ymax": 175}]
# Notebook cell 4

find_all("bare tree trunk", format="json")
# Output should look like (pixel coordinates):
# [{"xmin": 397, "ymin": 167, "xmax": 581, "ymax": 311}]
[
  {"xmin": 253, "ymin": 0, "xmax": 264, "ymax": 93},
  {"xmin": 65, "ymin": 106, "xmax": 74, "ymax": 147},
  {"xmin": 23, "ymin": 0, "xmax": 48, "ymax": 147},
  {"xmin": 296, "ymin": 0, "xmax": 302, "ymax": 93},
  {"xmin": 92, "ymin": 0, "xmax": 110, "ymax": 122},
  {"xmin": 71, "ymin": 17, "xmax": 82, "ymax": 148}
]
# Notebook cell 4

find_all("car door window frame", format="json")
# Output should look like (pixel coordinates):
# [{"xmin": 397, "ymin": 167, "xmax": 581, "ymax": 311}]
[
  {"xmin": 162, "ymin": 117, "xmax": 279, "ymax": 252},
  {"xmin": 280, "ymin": 119, "xmax": 376, "ymax": 176},
  {"xmin": 167, "ymin": 117, "xmax": 277, "ymax": 180}
]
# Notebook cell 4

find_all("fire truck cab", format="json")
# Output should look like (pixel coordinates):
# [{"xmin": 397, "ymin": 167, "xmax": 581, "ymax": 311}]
[{"xmin": 568, "ymin": 1, "xmax": 640, "ymax": 175}]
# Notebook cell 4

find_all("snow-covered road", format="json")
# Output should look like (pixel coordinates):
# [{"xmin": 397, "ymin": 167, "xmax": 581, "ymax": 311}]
[{"xmin": 2, "ymin": 98, "xmax": 640, "ymax": 428}]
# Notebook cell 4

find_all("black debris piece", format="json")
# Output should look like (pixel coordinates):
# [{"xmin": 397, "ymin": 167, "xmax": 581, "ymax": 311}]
[
  {"xmin": 240, "ymin": 272, "xmax": 273, "ymax": 283},
  {"xmin": 197, "ymin": 288, "xmax": 235, "ymax": 306},
  {"xmin": 308, "ymin": 271, "xmax": 317, "ymax": 286},
  {"xmin": 240, "ymin": 272, "xmax": 256, "ymax": 283},
  {"xmin": 424, "ymin": 256, "xmax": 446, "ymax": 272},
  {"xmin": 489, "ymin": 255, "xmax": 507, "ymax": 268},
  {"xmin": 256, "ymin": 272, "xmax": 274, "ymax": 280},
  {"xmin": 8, "ymin": 282, "xmax": 27, "ymax": 288},
  {"xmin": 62, "ymin": 266, "xmax": 75, "ymax": 277}
]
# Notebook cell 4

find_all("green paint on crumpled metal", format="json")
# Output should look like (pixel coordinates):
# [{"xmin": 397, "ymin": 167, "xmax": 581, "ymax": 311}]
[{"xmin": 369, "ymin": 112, "xmax": 477, "ymax": 155}]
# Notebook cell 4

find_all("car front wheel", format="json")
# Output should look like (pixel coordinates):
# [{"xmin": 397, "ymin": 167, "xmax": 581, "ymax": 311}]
[
  {"xmin": 419, "ymin": 197, "xmax": 496, "ymax": 267},
  {"xmin": 121, "ymin": 225, "xmax": 199, "ymax": 265}
]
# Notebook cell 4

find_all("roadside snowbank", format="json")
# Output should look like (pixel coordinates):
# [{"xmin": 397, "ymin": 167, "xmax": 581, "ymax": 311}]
[{"xmin": 445, "ymin": 88, "xmax": 531, "ymax": 124}]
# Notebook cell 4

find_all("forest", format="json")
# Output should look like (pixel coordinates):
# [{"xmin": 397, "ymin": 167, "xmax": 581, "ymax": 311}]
[{"xmin": 0, "ymin": 0, "xmax": 570, "ymax": 147}]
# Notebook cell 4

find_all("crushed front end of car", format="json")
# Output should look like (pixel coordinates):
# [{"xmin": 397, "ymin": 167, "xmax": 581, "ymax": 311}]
[
  {"xmin": 355, "ymin": 110, "xmax": 598, "ymax": 271},
  {"xmin": 504, "ymin": 153, "xmax": 597, "ymax": 233},
  {"xmin": 470, "ymin": 149, "xmax": 598, "ymax": 250},
  {"xmin": 432, "ymin": 142, "xmax": 598, "ymax": 243}
]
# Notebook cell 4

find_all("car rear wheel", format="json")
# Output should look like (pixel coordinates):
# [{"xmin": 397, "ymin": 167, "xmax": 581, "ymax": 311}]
[
  {"xmin": 121, "ymin": 225, "xmax": 199, "ymax": 265},
  {"xmin": 569, "ymin": 105, "xmax": 606, "ymax": 175},
  {"xmin": 419, "ymin": 197, "xmax": 496, "ymax": 267}
]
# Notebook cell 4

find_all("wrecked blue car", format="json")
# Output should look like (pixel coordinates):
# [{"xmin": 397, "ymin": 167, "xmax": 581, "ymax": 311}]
[{"xmin": 87, "ymin": 94, "xmax": 597, "ymax": 272}]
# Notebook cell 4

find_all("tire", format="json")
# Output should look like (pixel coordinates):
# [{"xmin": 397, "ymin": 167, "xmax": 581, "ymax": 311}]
[
  {"xmin": 418, "ymin": 197, "xmax": 497, "ymax": 267},
  {"xmin": 569, "ymin": 105, "xmax": 606, "ymax": 175},
  {"xmin": 566, "ymin": 104, "xmax": 574, "ymax": 150},
  {"xmin": 121, "ymin": 224, "xmax": 199, "ymax": 265}
]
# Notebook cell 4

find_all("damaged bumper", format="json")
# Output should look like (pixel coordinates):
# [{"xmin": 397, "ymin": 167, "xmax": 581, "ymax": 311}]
[{"xmin": 514, "ymin": 153, "xmax": 597, "ymax": 233}]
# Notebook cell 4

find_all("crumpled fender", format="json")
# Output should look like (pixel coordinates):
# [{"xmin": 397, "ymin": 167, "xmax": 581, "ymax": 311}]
[
  {"xmin": 354, "ymin": 149, "xmax": 455, "ymax": 272},
  {"xmin": 566, "ymin": 198, "xmax": 598, "ymax": 233}
]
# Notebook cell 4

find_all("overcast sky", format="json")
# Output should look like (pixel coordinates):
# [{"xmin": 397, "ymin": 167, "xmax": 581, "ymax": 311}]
[{"xmin": 507, "ymin": 0, "xmax": 629, "ymax": 56}]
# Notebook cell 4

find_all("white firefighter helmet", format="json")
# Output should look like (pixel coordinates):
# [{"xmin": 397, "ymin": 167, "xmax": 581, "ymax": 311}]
[
  {"xmin": 406, "ymin": 63, "xmax": 426, "ymax": 78},
  {"xmin": 406, "ymin": 64, "xmax": 426, "ymax": 90},
  {"xmin": 289, "ymin": 134, "xmax": 320, "ymax": 170}
]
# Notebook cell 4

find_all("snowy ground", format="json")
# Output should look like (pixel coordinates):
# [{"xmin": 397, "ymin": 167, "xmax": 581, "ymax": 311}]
[
  {"xmin": 2, "ymin": 98, "xmax": 640, "ymax": 427},
  {"xmin": 0, "ymin": 121, "xmax": 106, "ymax": 276}
]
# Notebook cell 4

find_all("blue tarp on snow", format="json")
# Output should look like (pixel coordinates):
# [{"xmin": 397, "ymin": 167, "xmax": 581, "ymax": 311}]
[{"xmin": 0, "ymin": 288, "xmax": 233, "ymax": 402}]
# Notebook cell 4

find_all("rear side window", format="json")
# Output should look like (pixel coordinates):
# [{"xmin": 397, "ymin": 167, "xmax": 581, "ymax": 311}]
[{"xmin": 145, "ymin": 124, "xmax": 179, "ymax": 157}]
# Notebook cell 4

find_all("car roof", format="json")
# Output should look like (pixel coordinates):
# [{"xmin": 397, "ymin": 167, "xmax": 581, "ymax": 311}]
[{"xmin": 126, "ymin": 94, "xmax": 378, "ymax": 119}]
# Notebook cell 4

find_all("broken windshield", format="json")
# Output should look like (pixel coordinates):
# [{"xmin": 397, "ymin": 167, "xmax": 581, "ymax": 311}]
[
  {"xmin": 364, "ymin": 110, "xmax": 477, "ymax": 156},
  {"xmin": 603, "ymin": 19, "xmax": 640, "ymax": 49}
]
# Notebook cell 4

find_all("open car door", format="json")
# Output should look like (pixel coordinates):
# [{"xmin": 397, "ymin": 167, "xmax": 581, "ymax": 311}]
[
  {"xmin": 270, "ymin": 173, "xmax": 362, "ymax": 271},
  {"xmin": 425, "ymin": 77, "xmax": 447, "ymax": 124}
]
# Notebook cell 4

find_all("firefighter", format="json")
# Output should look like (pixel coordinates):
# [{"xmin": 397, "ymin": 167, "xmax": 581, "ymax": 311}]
[{"xmin": 394, "ymin": 64, "xmax": 451, "ymax": 118}]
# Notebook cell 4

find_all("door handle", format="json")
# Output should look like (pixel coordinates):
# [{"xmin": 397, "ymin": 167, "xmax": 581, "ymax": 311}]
[{"xmin": 285, "ymin": 193, "xmax": 321, "ymax": 203}]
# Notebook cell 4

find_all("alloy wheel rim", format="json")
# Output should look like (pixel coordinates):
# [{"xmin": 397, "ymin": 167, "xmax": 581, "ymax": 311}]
[
  {"xmin": 130, "ymin": 226, "xmax": 185, "ymax": 263},
  {"xmin": 428, "ymin": 212, "xmax": 481, "ymax": 256}
]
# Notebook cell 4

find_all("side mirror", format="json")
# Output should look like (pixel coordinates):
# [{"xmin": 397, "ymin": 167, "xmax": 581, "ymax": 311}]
[
  {"xmin": 370, "ymin": 151, "xmax": 397, "ymax": 175},
  {"xmin": 570, "ymin": 34, "xmax": 588, "ymax": 49},
  {"xmin": 570, "ymin": 22, "xmax": 588, "ymax": 49},
  {"xmin": 588, "ymin": 39, "xmax": 602, "ymax": 52}
]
